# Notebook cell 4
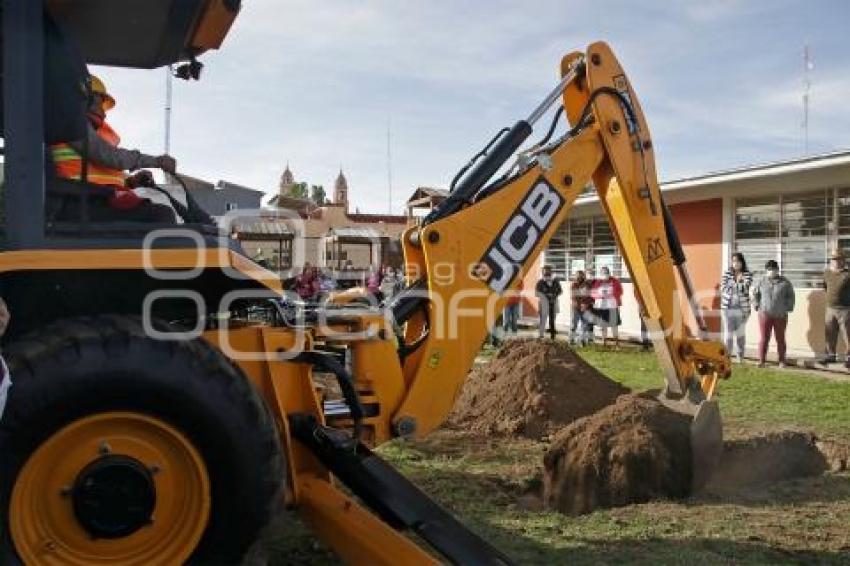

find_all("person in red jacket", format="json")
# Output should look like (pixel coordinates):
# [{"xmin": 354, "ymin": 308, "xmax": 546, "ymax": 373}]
[
  {"xmin": 591, "ymin": 266, "xmax": 623, "ymax": 348},
  {"xmin": 295, "ymin": 263, "xmax": 321, "ymax": 302}
]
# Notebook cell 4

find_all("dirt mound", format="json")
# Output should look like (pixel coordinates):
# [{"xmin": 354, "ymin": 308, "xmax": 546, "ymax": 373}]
[
  {"xmin": 705, "ymin": 432, "xmax": 828, "ymax": 493},
  {"xmin": 542, "ymin": 393, "xmax": 692, "ymax": 515},
  {"xmin": 450, "ymin": 339, "xmax": 628, "ymax": 439}
]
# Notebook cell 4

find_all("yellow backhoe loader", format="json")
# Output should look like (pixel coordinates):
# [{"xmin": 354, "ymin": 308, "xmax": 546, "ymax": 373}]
[{"xmin": 0, "ymin": 1, "xmax": 730, "ymax": 564}]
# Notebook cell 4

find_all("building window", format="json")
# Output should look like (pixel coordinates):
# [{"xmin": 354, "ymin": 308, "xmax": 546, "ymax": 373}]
[
  {"xmin": 546, "ymin": 215, "xmax": 627, "ymax": 281},
  {"xmin": 734, "ymin": 189, "xmax": 845, "ymax": 288},
  {"xmin": 836, "ymin": 187, "xmax": 850, "ymax": 258},
  {"xmin": 733, "ymin": 195, "xmax": 781, "ymax": 280},
  {"xmin": 225, "ymin": 202, "xmax": 238, "ymax": 212}
]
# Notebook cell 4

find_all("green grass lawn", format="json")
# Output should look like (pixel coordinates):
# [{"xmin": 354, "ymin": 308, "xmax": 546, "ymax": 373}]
[
  {"xmin": 578, "ymin": 345, "xmax": 850, "ymax": 441},
  {"xmin": 265, "ymin": 344, "xmax": 850, "ymax": 565}
]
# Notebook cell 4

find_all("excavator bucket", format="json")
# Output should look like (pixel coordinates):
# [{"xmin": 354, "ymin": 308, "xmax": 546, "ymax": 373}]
[
  {"xmin": 658, "ymin": 393, "xmax": 724, "ymax": 491},
  {"xmin": 689, "ymin": 399, "xmax": 723, "ymax": 490}
]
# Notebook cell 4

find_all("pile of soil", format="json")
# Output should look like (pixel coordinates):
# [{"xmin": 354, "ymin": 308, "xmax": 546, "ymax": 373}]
[
  {"xmin": 542, "ymin": 393, "xmax": 692, "ymax": 515},
  {"xmin": 450, "ymin": 339, "xmax": 628, "ymax": 439}
]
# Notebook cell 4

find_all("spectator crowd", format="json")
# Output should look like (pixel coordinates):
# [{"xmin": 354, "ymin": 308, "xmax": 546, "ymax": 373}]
[
  {"xmin": 519, "ymin": 248, "xmax": 850, "ymax": 369},
  {"xmin": 286, "ymin": 249, "xmax": 850, "ymax": 371},
  {"xmin": 528, "ymin": 265, "xmax": 625, "ymax": 349},
  {"xmin": 291, "ymin": 262, "xmax": 404, "ymax": 304}
]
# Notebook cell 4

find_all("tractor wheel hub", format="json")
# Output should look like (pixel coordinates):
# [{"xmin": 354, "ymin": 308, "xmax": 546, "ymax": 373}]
[{"xmin": 72, "ymin": 454, "xmax": 156, "ymax": 539}]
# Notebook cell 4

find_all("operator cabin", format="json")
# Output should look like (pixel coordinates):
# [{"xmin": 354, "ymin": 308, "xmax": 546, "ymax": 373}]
[{"xmin": 1, "ymin": 3, "xmax": 221, "ymax": 235}]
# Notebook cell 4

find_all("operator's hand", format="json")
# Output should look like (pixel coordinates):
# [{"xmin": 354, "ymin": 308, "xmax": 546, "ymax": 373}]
[
  {"xmin": 156, "ymin": 155, "xmax": 177, "ymax": 174},
  {"xmin": 126, "ymin": 170, "xmax": 155, "ymax": 189}
]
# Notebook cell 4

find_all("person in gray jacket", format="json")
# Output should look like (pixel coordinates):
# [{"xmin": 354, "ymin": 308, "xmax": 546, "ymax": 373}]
[{"xmin": 752, "ymin": 260, "xmax": 795, "ymax": 368}]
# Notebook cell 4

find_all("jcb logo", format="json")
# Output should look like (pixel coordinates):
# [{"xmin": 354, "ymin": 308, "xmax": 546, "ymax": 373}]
[{"xmin": 479, "ymin": 177, "xmax": 564, "ymax": 293}]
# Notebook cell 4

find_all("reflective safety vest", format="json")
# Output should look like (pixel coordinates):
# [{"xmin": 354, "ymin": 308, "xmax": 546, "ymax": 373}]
[{"xmin": 51, "ymin": 121, "xmax": 127, "ymax": 187}]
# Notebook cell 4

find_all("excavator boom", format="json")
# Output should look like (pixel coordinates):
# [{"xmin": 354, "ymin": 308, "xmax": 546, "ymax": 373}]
[{"xmin": 380, "ymin": 42, "xmax": 729, "ymax": 483}]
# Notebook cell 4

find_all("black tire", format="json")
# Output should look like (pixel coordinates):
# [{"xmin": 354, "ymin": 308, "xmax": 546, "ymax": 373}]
[{"xmin": 0, "ymin": 315, "xmax": 285, "ymax": 564}]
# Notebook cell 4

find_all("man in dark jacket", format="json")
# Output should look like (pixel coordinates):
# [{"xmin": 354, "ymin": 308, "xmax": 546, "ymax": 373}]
[
  {"xmin": 821, "ymin": 249, "xmax": 850, "ymax": 367},
  {"xmin": 536, "ymin": 265, "xmax": 562, "ymax": 340}
]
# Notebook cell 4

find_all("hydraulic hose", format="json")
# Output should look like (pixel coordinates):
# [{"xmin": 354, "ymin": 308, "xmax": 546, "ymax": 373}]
[{"xmin": 423, "ymin": 120, "xmax": 532, "ymax": 225}]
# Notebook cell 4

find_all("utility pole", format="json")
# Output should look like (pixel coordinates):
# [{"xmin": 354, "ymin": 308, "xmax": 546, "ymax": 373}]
[
  {"xmin": 164, "ymin": 65, "xmax": 173, "ymax": 182},
  {"xmin": 387, "ymin": 115, "xmax": 393, "ymax": 215},
  {"xmin": 803, "ymin": 43, "xmax": 813, "ymax": 155}
]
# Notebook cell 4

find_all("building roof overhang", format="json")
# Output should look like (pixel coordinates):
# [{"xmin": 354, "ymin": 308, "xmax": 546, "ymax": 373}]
[{"xmin": 570, "ymin": 149, "xmax": 850, "ymax": 213}]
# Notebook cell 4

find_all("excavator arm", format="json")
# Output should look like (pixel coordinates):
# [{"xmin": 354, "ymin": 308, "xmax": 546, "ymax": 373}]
[
  {"xmin": 285, "ymin": 41, "xmax": 730, "ymax": 564},
  {"xmin": 380, "ymin": 42, "xmax": 729, "ymax": 484}
]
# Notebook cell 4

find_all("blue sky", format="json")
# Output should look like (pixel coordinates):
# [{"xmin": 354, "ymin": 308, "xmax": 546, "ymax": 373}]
[{"xmin": 95, "ymin": 0, "xmax": 850, "ymax": 214}]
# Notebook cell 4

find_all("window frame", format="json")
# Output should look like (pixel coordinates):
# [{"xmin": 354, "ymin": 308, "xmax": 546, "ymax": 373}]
[
  {"xmin": 732, "ymin": 187, "xmax": 850, "ymax": 289},
  {"xmin": 545, "ymin": 214, "xmax": 629, "ymax": 282}
]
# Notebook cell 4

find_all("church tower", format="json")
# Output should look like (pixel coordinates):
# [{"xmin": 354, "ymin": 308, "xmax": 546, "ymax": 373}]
[
  {"xmin": 334, "ymin": 168, "xmax": 349, "ymax": 212},
  {"xmin": 279, "ymin": 162, "xmax": 295, "ymax": 195}
]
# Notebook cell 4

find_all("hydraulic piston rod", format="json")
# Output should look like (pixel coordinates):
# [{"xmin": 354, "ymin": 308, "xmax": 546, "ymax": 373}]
[{"xmin": 424, "ymin": 58, "xmax": 584, "ymax": 225}]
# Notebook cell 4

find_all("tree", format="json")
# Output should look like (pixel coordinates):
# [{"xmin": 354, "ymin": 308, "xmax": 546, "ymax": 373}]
[
  {"xmin": 310, "ymin": 184, "xmax": 326, "ymax": 206},
  {"xmin": 286, "ymin": 181, "xmax": 308, "ymax": 199}
]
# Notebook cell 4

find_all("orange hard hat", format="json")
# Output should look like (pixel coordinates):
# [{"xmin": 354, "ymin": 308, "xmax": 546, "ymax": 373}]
[{"xmin": 89, "ymin": 75, "xmax": 115, "ymax": 110}]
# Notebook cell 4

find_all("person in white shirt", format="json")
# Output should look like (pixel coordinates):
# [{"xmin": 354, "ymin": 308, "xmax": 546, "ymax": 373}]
[{"xmin": 590, "ymin": 267, "xmax": 623, "ymax": 348}]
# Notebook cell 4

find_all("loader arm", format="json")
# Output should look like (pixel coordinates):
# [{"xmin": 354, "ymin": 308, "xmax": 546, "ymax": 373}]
[{"xmin": 380, "ymin": 42, "xmax": 729, "ymax": 473}]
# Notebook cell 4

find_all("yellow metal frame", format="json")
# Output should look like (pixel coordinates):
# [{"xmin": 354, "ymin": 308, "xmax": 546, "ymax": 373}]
[{"xmin": 0, "ymin": 248, "xmax": 282, "ymax": 292}]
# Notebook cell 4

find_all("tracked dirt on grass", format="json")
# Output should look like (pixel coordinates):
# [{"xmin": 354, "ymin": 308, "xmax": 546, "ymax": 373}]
[{"xmin": 450, "ymin": 339, "xmax": 628, "ymax": 439}]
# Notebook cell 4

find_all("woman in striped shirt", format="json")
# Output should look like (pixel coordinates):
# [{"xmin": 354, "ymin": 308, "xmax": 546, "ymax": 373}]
[{"xmin": 720, "ymin": 252, "xmax": 754, "ymax": 362}]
